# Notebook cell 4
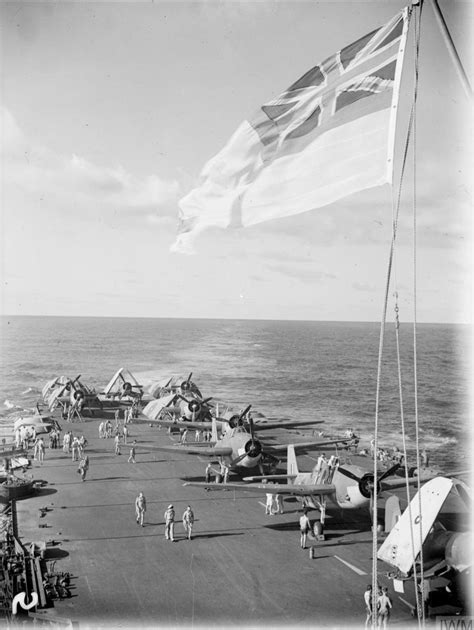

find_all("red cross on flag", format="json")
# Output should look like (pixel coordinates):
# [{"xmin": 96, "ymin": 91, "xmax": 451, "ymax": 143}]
[{"xmin": 172, "ymin": 8, "xmax": 410, "ymax": 254}]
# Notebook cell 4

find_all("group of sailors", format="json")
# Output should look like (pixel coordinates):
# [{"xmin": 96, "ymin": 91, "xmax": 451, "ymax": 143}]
[
  {"xmin": 15, "ymin": 426, "xmax": 61, "ymax": 454},
  {"xmin": 62, "ymin": 431, "xmax": 88, "ymax": 461},
  {"xmin": 179, "ymin": 427, "xmax": 213, "ymax": 443},
  {"xmin": 204, "ymin": 461, "xmax": 230, "ymax": 484},
  {"xmin": 265, "ymin": 490, "xmax": 284, "ymax": 515},
  {"xmin": 98, "ymin": 408, "xmax": 134, "ymax": 440},
  {"xmin": 364, "ymin": 440, "xmax": 430, "ymax": 469},
  {"xmin": 314, "ymin": 452, "xmax": 340, "ymax": 484},
  {"xmin": 15, "ymin": 426, "xmax": 35, "ymax": 451}
]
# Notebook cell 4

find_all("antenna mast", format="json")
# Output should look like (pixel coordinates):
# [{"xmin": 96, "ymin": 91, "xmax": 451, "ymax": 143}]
[{"xmin": 428, "ymin": 0, "xmax": 472, "ymax": 99}]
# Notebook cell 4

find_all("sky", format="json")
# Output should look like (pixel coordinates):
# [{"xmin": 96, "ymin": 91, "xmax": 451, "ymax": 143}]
[{"xmin": 0, "ymin": 0, "xmax": 472, "ymax": 323}]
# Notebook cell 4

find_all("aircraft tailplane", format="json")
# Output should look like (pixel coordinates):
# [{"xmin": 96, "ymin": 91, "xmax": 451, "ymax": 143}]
[
  {"xmin": 287, "ymin": 445, "xmax": 299, "ymax": 477},
  {"xmin": 377, "ymin": 477, "xmax": 453, "ymax": 575}
]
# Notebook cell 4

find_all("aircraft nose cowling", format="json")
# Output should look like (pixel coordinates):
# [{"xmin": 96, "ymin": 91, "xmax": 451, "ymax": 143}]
[
  {"xmin": 184, "ymin": 400, "xmax": 201, "ymax": 419},
  {"xmin": 445, "ymin": 532, "xmax": 471, "ymax": 572},
  {"xmin": 244, "ymin": 438, "xmax": 263, "ymax": 459},
  {"xmin": 358, "ymin": 473, "xmax": 377, "ymax": 499},
  {"xmin": 228, "ymin": 415, "xmax": 241, "ymax": 428}
]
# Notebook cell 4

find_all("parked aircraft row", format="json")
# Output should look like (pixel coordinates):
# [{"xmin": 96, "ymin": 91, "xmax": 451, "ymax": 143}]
[
  {"xmin": 41, "ymin": 368, "xmax": 331, "ymax": 435},
  {"xmin": 38, "ymin": 368, "xmax": 472, "ymax": 616}
]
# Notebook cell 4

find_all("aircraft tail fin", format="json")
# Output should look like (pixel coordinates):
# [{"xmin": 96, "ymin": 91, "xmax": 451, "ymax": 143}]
[
  {"xmin": 384, "ymin": 495, "xmax": 401, "ymax": 532},
  {"xmin": 377, "ymin": 477, "xmax": 453, "ymax": 574},
  {"xmin": 287, "ymin": 445, "xmax": 299, "ymax": 477},
  {"xmin": 211, "ymin": 415, "xmax": 218, "ymax": 443}
]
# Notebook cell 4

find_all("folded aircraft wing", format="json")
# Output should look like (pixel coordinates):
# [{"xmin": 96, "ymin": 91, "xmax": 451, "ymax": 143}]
[
  {"xmin": 184, "ymin": 481, "xmax": 336, "ymax": 496},
  {"xmin": 142, "ymin": 394, "xmax": 178, "ymax": 419},
  {"xmin": 147, "ymin": 444, "xmax": 233, "ymax": 457}
]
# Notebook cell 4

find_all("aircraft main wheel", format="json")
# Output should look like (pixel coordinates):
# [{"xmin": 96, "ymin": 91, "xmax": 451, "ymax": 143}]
[{"xmin": 313, "ymin": 521, "xmax": 324, "ymax": 536}]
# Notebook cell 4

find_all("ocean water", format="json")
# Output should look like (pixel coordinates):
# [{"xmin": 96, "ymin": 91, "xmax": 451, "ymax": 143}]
[{"xmin": 0, "ymin": 316, "xmax": 471, "ymax": 471}]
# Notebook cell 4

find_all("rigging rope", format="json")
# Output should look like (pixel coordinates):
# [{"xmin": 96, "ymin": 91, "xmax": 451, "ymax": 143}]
[
  {"xmin": 391, "ymin": 4, "xmax": 426, "ymax": 624},
  {"xmin": 371, "ymin": 3, "xmax": 424, "ymax": 626},
  {"xmin": 411, "ymin": 2, "xmax": 426, "ymax": 623}
]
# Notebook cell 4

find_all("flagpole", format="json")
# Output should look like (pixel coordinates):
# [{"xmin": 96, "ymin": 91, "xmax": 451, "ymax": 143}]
[{"xmin": 428, "ymin": 0, "xmax": 472, "ymax": 99}]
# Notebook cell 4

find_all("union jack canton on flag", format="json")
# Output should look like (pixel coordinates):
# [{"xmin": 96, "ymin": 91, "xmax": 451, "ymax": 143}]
[{"xmin": 172, "ymin": 8, "xmax": 410, "ymax": 254}]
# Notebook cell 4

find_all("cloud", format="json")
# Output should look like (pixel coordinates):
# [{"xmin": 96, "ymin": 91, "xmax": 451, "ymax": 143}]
[
  {"xmin": 352, "ymin": 281, "xmax": 378, "ymax": 293},
  {"xmin": 1, "ymin": 106, "xmax": 179, "ymax": 218},
  {"xmin": 265, "ymin": 262, "xmax": 337, "ymax": 282}
]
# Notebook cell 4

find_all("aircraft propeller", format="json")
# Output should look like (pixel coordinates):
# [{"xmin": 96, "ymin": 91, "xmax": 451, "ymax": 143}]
[
  {"xmin": 226, "ymin": 404, "xmax": 252, "ymax": 428},
  {"xmin": 338, "ymin": 462, "xmax": 401, "ymax": 508},
  {"xmin": 244, "ymin": 416, "xmax": 263, "ymax": 459},
  {"xmin": 175, "ymin": 395, "xmax": 213, "ymax": 420},
  {"xmin": 180, "ymin": 373, "xmax": 193, "ymax": 392}
]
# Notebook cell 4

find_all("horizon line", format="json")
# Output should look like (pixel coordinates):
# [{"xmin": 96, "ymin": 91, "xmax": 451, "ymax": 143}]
[{"xmin": 0, "ymin": 313, "xmax": 468, "ymax": 326}]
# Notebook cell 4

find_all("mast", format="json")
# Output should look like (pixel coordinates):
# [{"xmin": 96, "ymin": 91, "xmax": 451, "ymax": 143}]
[{"xmin": 428, "ymin": 0, "xmax": 472, "ymax": 99}]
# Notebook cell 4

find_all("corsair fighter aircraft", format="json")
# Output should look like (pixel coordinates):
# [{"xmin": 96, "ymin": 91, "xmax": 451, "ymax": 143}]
[
  {"xmin": 150, "ymin": 417, "xmax": 351, "ymax": 474},
  {"xmin": 184, "ymin": 444, "xmax": 413, "ymax": 522}
]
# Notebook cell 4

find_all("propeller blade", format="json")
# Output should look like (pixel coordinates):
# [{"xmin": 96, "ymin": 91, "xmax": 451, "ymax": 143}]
[
  {"xmin": 165, "ymin": 395, "xmax": 178, "ymax": 408},
  {"xmin": 187, "ymin": 373, "xmax": 193, "ymax": 383},
  {"xmin": 239, "ymin": 405, "xmax": 252, "ymax": 420},
  {"xmin": 231, "ymin": 450, "xmax": 255, "ymax": 467},
  {"xmin": 248, "ymin": 416, "xmax": 256, "ymax": 441},
  {"xmin": 379, "ymin": 463, "xmax": 400, "ymax": 483},
  {"xmin": 338, "ymin": 467, "xmax": 362, "ymax": 483}
]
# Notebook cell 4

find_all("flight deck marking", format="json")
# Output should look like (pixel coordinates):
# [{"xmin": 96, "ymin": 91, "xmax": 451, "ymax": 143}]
[
  {"xmin": 333, "ymin": 555, "xmax": 367, "ymax": 575},
  {"xmin": 258, "ymin": 501, "xmax": 266, "ymax": 508}
]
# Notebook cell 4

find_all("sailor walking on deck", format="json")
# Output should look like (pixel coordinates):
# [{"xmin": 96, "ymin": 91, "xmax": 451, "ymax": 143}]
[
  {"xmin": 71, "ymin": 436, "xmax": 81, "ymax": 462},
  {"xmin": 135, "ymin": 492, "xmax": 146, "ymax": 526},
  {"xmin": 421, "ymin": 448, "xmax": 430, "ymax": 468},
  {"xmin": 182, "ymin": 505, "xmax": 194, "ymax": 540},
  {"xmin": 37, "ymin": 436, "xmax": 45, "ymax": 462},
  {"xmin": 220, "ymin": 462, "xmax": 230, "ymax": 484},
  {"xmin": 299, "ymin": 508, "xmax": 312, "ymax": 549},
  {"xmin": 272, "ymin": 493, "xmax": 284, "ymax": 514},
  {"xmin": 377, "ymin": 587, "xmax": 392, "ymax": 629},
  {"xmin": 164, "ymin": 505, "xmax": 175, "ymax": 541},
  {"xmin": 78, "ymin": 454, "xmax": 89, "ymax": 481},
  {"xmin": 364, "ymin": 585, "xmax": 373, "ymax": 628},
  {"xmin": 128, "ymin": 441, "xmax": 136, "ymax": 463},
  {"xmin": 265, "ymin": 492, "xmax": 274, "ymax": 515}
]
